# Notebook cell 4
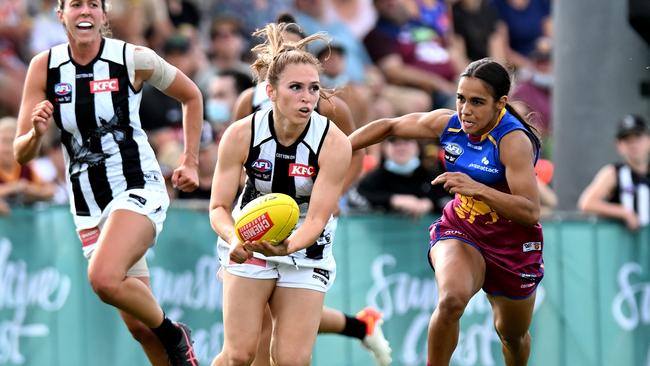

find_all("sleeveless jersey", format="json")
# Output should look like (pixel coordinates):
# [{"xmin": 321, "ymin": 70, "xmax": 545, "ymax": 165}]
[
  {"xmin": 611, "ymin": 163, "xmax": 650, "ymax": 226},
  {"xmin": 221, "ymin": 108, "xmax": 336, "ymax": 268},
  {"xmin": 46, "ymin": 38, "xmax": 163, "ymax": 218},
  {"xmin": 439, "ymin": 109, "xmax": 539, "ymax": 225}
]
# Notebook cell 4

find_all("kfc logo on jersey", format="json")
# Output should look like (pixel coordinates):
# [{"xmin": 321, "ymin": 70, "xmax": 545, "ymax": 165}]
[
  {"xmin": 90, "ymin": 78, "xmax": 119, "ymax": 93},
  {"xmin": 289, "ymin": 163, "xmax": 316, "ymax": 177}
]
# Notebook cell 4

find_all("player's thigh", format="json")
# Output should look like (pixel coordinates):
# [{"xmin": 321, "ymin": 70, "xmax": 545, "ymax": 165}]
[
  {"xmin": 90, "ymin": 209, "xmax": 155, "ymax": 278},
  {"xmin": 430, "ymin": 238, "xmax": 486, "ymax": 298},
  {"xmin": 268, "ymin": 287, "xmax": 324, "ymax": 357},
  {"xmin": 221, "ymin": 271, "xmax": 276, "ymax": 350}
]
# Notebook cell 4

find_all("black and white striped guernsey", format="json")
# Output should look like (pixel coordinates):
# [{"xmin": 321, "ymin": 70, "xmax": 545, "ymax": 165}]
[
  {"xmin": 229, "ymin": 108, "xmax": 336, "ymax": 263},
  {"xmin": 612, "ymin": 163, "xmax": 650, "ymax": 226},
  {"xmin": 46, "ymin": 38, "xmax": 163, "ymax": 217}
]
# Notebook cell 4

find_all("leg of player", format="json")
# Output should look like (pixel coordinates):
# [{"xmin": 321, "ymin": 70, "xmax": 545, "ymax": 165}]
[
  {"xmin": 251, "ymin": 306, "xmax": 274, "ymax": 366},
  {"xmin": 212, "ymin": 272, "xmax": 276, "ymax": 366},
  {"xmin": 319, "ymin": 306, "xmax": 392, "ymax": 366},
  {"xmin": 119, "ymin": 276, "xmax": 169, "ymax": 366},
  {"xmin": 427, "ymin": 239, "xmax": 485, "ymax": 366},
  {"xmin": 87, "ymin": 209, "xmax": 197, "ymax": 366},
  {"xmin": 268, "ymin": 288, "xmax": 325, "ymax": 366},
  {"xmin": 487, "ymin": 293, "xmax": 536, "ymax": 366}
]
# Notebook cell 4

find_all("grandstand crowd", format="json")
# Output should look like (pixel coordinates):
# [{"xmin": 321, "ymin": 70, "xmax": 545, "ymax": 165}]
[{"xmin": 1, "ymin": 0, "xmax": 555, "ymax": 216}]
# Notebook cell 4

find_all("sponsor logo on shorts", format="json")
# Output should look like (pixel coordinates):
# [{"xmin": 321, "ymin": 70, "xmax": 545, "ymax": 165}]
[
  {"xmin": 312, "ymin": 268, "xmax": 329, "ymax": 285},
  {"xmin": 229, "ymin": 257, "xmax": 267, "ymax": 267},
  {"xmin": 128, "ymin": 193, "xmax": 147, "ymax": 207},
  {"xmin": 143, "ymin": 171, "xmax": 162, "ymax": 183},
  {"xmin": 522, "ymin": 241, "xmax": 542, "ymax": 252},
  {"xmin": 89, "ymin": 78, "xmax": 119, "ymax": 93},
  {"xmin": 520, "ymin": 282, "xmax": 536, "ymax": 289},
  {"xmin": 78, "ymin": 227, "xmax": 100, "ymax": 247},
  {"xmin": 53, "ymin": 82, "xmax": 72, "ymax": 103},
  {"xmin": 520, "ymin": 273, "xmax": 539, "ymax": 281},
  {"xmin": 443, "ymin": 143, "xmax": 463, "ymax": 164},
  {"xmin": 238, "ymin": 213, "xmax": 273, "ymax": 241}
]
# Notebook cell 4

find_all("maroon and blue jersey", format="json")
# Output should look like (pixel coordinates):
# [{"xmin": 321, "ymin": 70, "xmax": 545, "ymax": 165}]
[{"xmin": 430, "ymin": 109, "xmax": 544, "ymax": 298}]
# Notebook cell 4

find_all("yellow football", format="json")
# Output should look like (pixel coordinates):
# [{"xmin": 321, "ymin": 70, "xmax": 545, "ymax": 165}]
[{"xmin": 234, "ymin": 193, "xmax": 300, "ymax": 244}]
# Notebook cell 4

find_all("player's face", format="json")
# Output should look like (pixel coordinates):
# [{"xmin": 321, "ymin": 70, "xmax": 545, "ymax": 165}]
[
  {"xmin": 58, "ymin": 0, "xmax": 106, "ymax": 44},
  {"xmin": 456, "ymin": 76, "xmax": 506, "ymax": 136},
  {"xmin": 269, "ymin": 62, "xmax": 321, "ymax": 124}
]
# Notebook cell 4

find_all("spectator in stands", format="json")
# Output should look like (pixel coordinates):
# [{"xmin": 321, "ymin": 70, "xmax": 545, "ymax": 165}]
[
  {"xmin": 29, "ymin": 0, "xmax": 68, "ymax": 55},
  {"xmin": 579, "ymin": 114, "xmax": 650, "ymax": 230},
  {"xmin": 493, "ymin": 0, "xmax": 552, "ymax": 69},
  {"xmin": 205, "ymin": 69, "xmax": 254, "ymax": 137},
  {"xmin": 108, "ymin": 0, "xmax": 173, "ymax": 49},
  {"xmin": 207, "ymin": 16, "xmax": 252, "ymax": 77},
  {"xmin": 32, "ymin": 131, "xmax": 69, "ymax": 205},
  {"xmin": 364, "ymin": 0, "xmax": 460, "ymax": 108},
  {"xmin": 450, "ymin": 0, "xmax": 508, "ymax": 66},
  {"xmin": 512, "ymin": 37, "xmax": 553, "ymax": 137},
  {"xmin": 0, "ymin": 117, "xmax": 54, "ymax": 214},
  {"xmin": 356, "ymin": 137, "xmax": 451, "ymax": 216}
]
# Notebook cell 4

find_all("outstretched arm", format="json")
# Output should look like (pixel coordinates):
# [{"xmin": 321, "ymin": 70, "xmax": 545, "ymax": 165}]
[{"xmin": 348, "ymin": 108, "xmax": 454, "ymax": 150}]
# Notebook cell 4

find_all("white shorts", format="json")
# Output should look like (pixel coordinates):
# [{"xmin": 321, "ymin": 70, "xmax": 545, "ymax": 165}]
[
  {"xmin": 74, "ymin": 187, "xmax": 170, "ymax": 277},
  {"xmin": 220, "ymin": 255, "xmax": 336, "ymax": 293}
]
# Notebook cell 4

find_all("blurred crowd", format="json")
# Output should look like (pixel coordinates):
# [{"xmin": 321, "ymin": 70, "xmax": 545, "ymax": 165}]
[{"xmin": 1, "ymin": 0, "xmax": 560, "ymax": 219}]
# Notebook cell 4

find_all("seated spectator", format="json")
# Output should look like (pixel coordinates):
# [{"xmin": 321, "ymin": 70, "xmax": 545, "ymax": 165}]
[
  {"xmin": 0, "ymin": 117, "xmax": 54, "ymax": 215},
  {"xmin": 32, "ymin": 131, "xmax": 69, "ymax": 205},
  {"xmin": 578, "ymin": 115, "xmax": 650, "ymax": 230},
  {"xmin": 450, "ymin": 0, "xmax": 508, "ymax": 66},
  {"xmin": 364, "ymin": 0, "xmax": 460, "ymax": 108},
  {"xmin": 512, "ymin": 37, "xmax": 553, "ymax": 137},
  {"xmin": 355, "ymin": 137, "xmax": 452, "ymax": 217},
  {"xmin": 205, "ymin": 69, "xmax": 254, "ymax": 137},
  {"xmin": 493, "ymin": 0, "xmax": 552, "ymax": 69}
]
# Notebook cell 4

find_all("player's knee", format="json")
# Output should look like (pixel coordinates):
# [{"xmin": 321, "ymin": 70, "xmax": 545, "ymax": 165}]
[
  {"xmin": 125, "ymin": 320, "xmax": 157, "ymax": 345},
  {"xmin": 435, "ymin": 294, "xmax": 468, "ymax": 321},
  {"xmin": 496, "ymin": 328, "xmax": 529, "ymax": 350},
  {"xmin": 223, "ymin": 348, "xmax": 256, "ymax": 366},
  {"xmin": 88, "ymin": 270, "xmax": 120, "ymax": 303},
  {"xmin": 271, "ymin": 348, "xmax": 311, "ymax": 366}
]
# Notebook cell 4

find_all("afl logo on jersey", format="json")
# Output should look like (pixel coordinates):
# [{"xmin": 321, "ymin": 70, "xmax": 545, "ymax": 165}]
[
  {"xmin": 444, "ymin": 143, "xmax": 464, "ymax": 164},
  {"xmin": 53, "ymin": 82, "xmax": 72, "ymax": 103},
  {"xmin": 252, "ymin": 159, "xmax": 272, "ymax": 172}
]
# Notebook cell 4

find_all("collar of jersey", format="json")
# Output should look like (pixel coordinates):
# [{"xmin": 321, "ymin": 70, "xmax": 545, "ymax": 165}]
[{"xmin": 469, "ymin": 108, "xmax": 506, "ymax": 144}]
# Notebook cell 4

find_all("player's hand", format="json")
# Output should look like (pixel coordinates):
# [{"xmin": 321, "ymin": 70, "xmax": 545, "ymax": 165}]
[
  {"xmin": 31, "ymin": 100, "xmax": 53, "ymax": 137},
  {"xmin": 229, "ymin": 241, "xmax": 253, "ymax": 263},
  {"xmin": 244, "ymin": 240, "xmax": 289, "ymax": 257},
  {"xmin": 432, "ymin": 172, "xmax": 484, "ymax": 196},
  {"xmin": 171, "ymin": 154, "xmax": 199, "ymax": 192}
]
